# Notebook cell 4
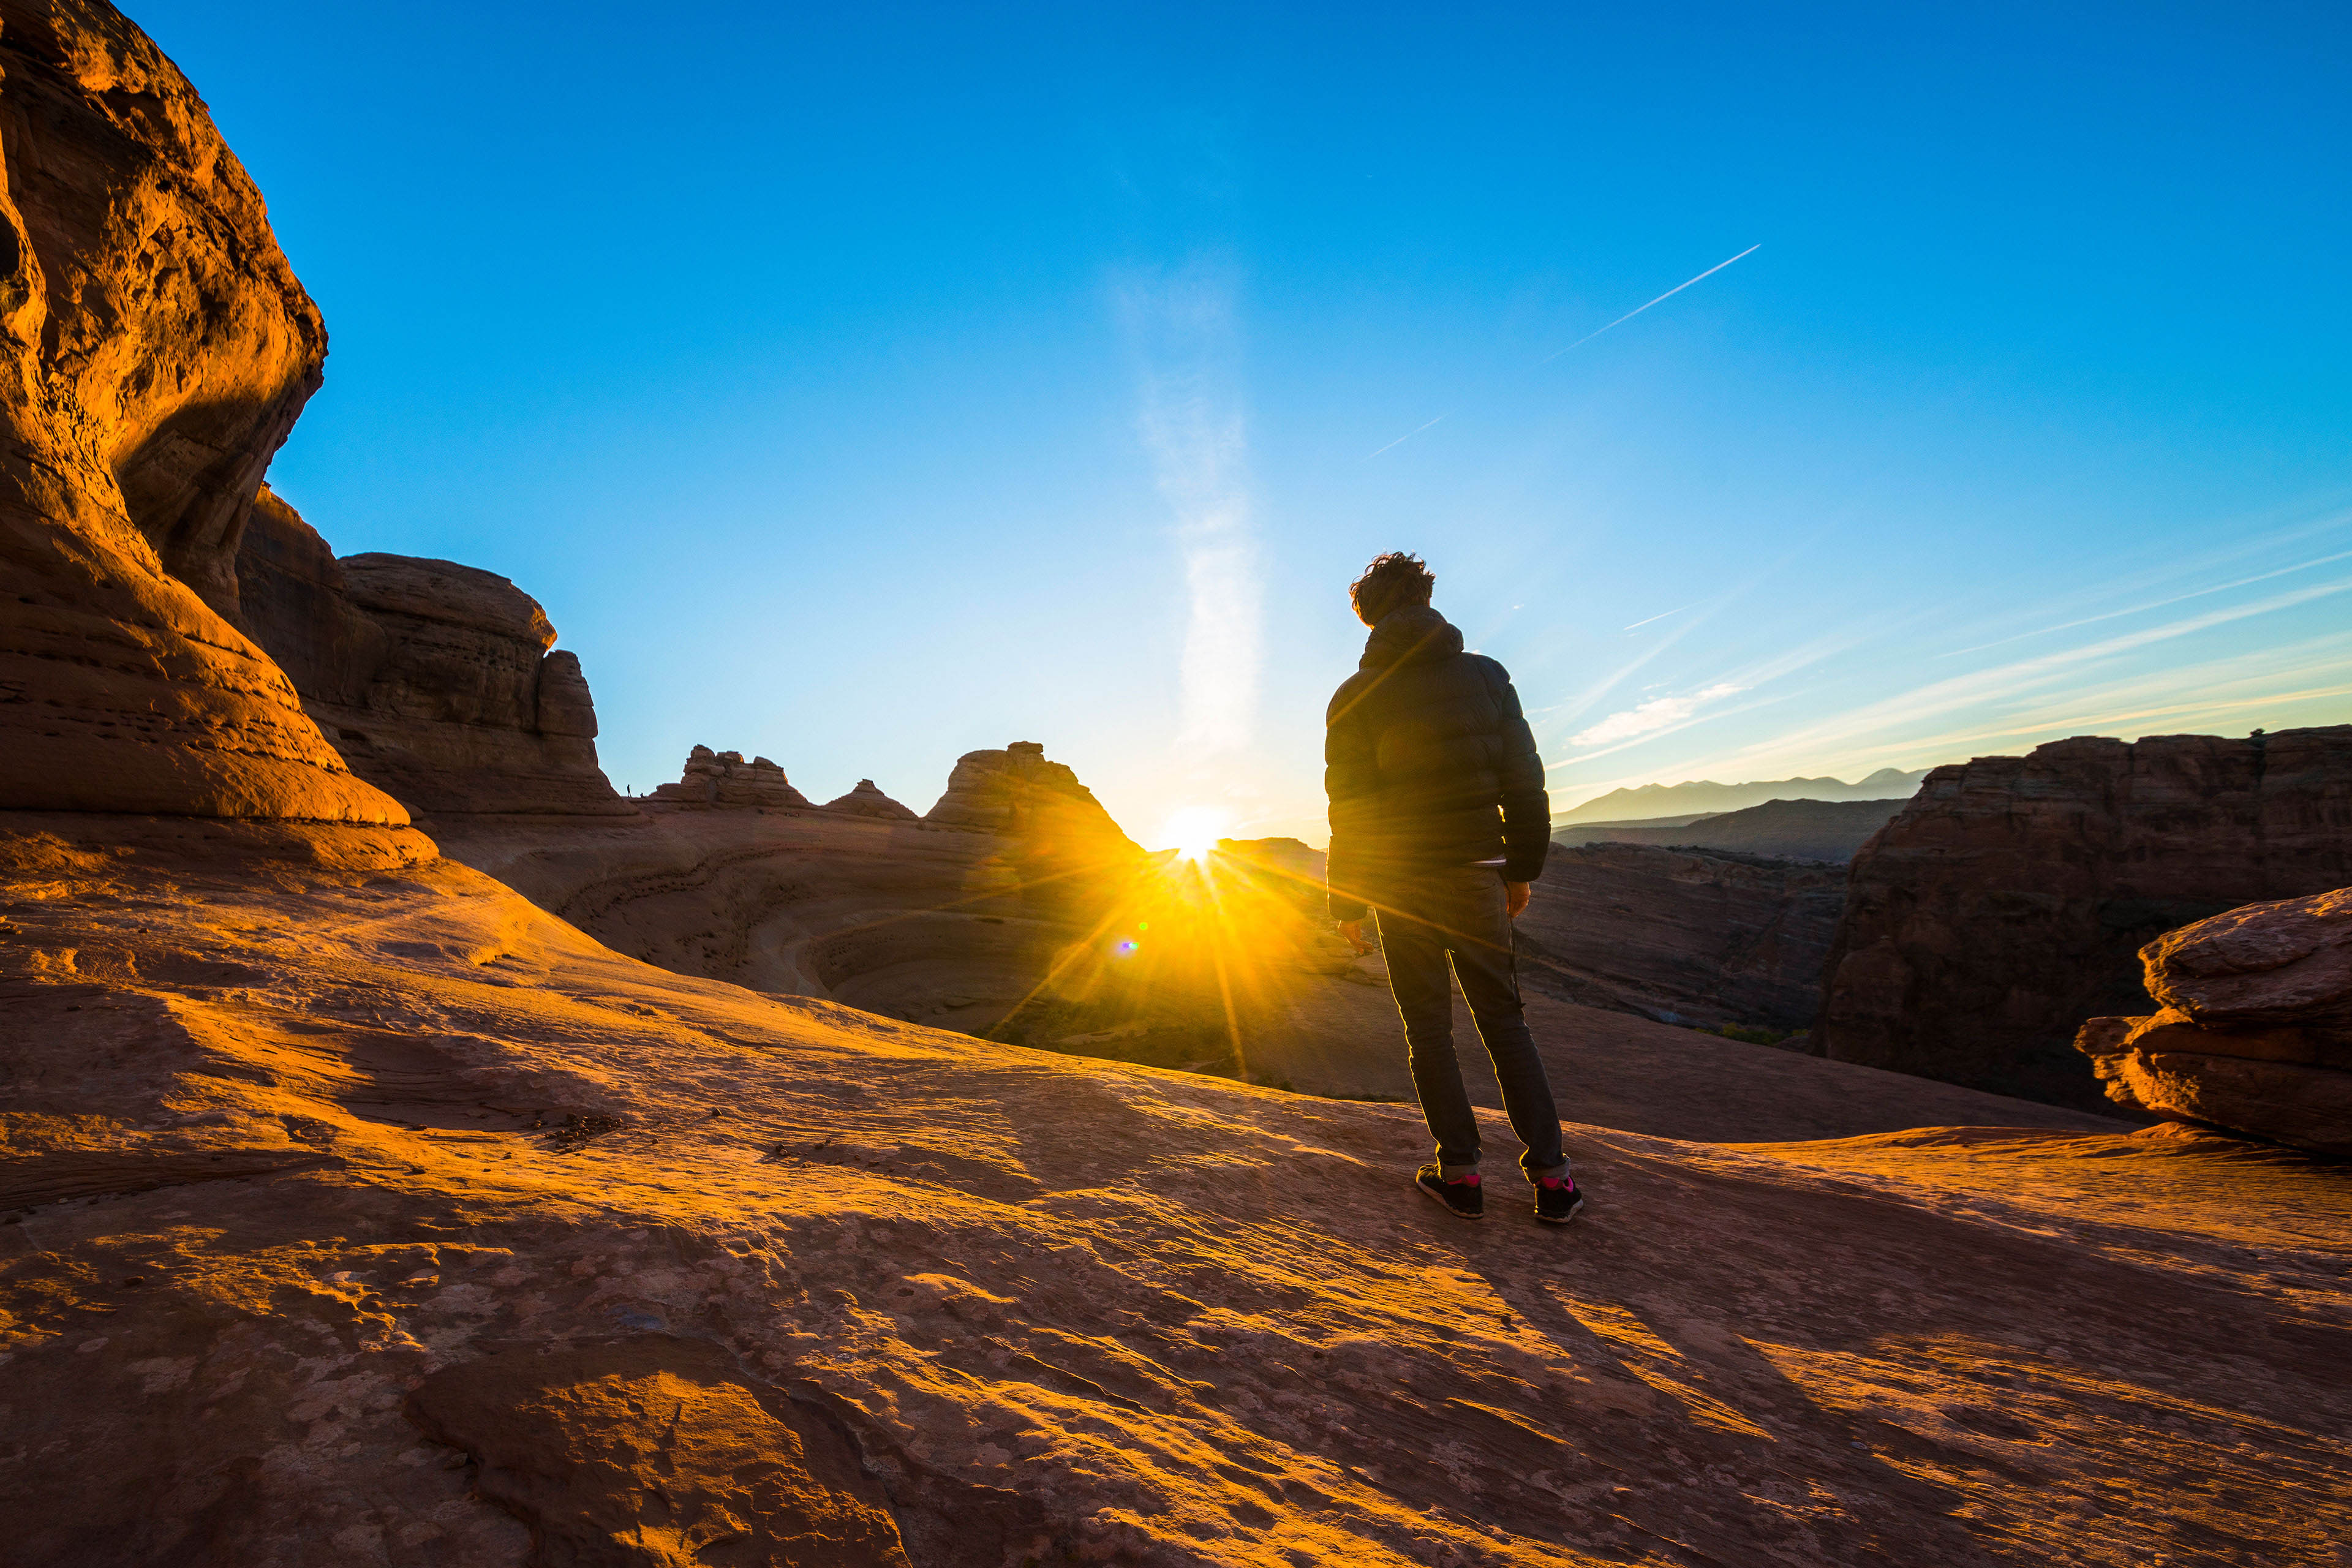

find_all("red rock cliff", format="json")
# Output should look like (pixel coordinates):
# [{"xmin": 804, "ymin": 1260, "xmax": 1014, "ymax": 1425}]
[
  {"xmin": 1816, "ymin": 726, "xmax": 2352, "ymax": 1109},
  {"xmin": 0, "ymin": 0, "xmax": 403, "ymax": 822}
]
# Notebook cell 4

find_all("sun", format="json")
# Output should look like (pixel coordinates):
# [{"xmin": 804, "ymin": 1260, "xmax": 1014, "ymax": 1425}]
[{"xmin": 1158, "ymin": 805, "xmax": 1229, "ymax": 862}]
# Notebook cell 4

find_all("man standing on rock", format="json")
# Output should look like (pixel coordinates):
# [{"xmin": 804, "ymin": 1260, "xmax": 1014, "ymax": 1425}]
[{"xmin": 1324, "ymin": 552, "xmax": 1578, "ymax": 1224}]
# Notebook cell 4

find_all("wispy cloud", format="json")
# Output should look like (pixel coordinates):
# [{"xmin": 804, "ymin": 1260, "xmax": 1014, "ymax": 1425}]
[
  {"xmin": 1642, "ymin": 582, "xmax": 2352, "ymax": 783},
  {"xmin": 1572, "ymin": 681, "xmax": 1744, "ymax": 747},
  {"xmin": 1121, "ymin": 263, "xmax": 1260, "ymax": 755},
  {"xmin": 1622, "ymin": 603, "xmax": 1693, "ymax": 631},
  {"xmin": 1367, "ymin": 412, "xmax": 1447, "ymax": 459},
  {"xmin": 1939, "ymin": 546, "xmax": 2352, "ymax": 658},
  {"xmin": 1539, "ymin": 244, "xmax": 1760, "ymax": 363}
]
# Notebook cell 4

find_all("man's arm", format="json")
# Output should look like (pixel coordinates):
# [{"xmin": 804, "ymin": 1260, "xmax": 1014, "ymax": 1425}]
[
  {"xmin": 1488, "ymin": 663, "xmax": 1551, "ymax": 887},
  {"xmin": 1324, "ymin": 679, "xmax": 1379, "ymax": 924}
]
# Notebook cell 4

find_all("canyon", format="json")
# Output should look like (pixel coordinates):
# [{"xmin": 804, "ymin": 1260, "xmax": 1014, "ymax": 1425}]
[
  {"xmin": 1816, "ymin": 729, "xmax": 2352, "ymax": 1110},
  {"xmin": 0, "ymin": 4, "xmax": 2345, "ymax": 1565}
]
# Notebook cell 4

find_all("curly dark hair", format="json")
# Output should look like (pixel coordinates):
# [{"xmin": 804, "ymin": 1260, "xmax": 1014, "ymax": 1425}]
[{"xmin": 1348, "ymin": 551, "xmax": 1436, "ymax": 626}]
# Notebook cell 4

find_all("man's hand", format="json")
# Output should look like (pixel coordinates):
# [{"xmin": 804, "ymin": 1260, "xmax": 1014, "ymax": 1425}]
[
  {"xmin": 1338, "ymin": 919, "xmax": 1374, "ymax": 956},
  {"xmin": 1504, "ymin": 880, "xmax": 1532, "ymax": 919}
]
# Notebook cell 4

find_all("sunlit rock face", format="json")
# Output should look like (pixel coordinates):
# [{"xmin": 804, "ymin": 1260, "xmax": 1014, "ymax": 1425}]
[
  {"xmin": 1818, "ymin": 727, "xmax": 2352, "ymax": 1109},
  {"xmin": 821, "ymin": 779, "xmax": 918, "ymax": 820},
  {"xmin": 0, "ymin": 1, "xmax": 403, "ymax": 823},
  {"xmin": 232, "ymin": 490, "xmax": 628, "ymax": 817},
  {"xmin": 649, "ymin": 745, "xmax": 813, "ymax": 809},
  {"xmin": 922, "ymin": 742, "xmax": 1144, "ymax": 926},
  {"xmin": 2078, "ymin": 887, "xmax": 2352, "ymax": 1155},
  {"xmin": 1518, "ymin": 844, "xmax": 1845, "ymax": 1033}
]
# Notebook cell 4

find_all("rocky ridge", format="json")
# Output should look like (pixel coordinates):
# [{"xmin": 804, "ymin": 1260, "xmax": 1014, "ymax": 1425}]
[
  {"xmin": 650, "ymin": 745, "xmax": 813, "ymax": 809},
  {"xmin": 822, "ymin": 780, "xmax": 918, "ymax": 820},
  {"xmin": 2076, "ymin": 888, "xmax": 2352, "ymax": 1155},
  {"xmin": 1552, "ymin": 797, "xmax": 1908, "ymax": 863},
  {"xmin": 232, "ymin": 491, "xmax": 628, "ymax": 817},
  {"xmin": 1816, "ymin": 728, "xmax": 2352, "ymax": 1109}
]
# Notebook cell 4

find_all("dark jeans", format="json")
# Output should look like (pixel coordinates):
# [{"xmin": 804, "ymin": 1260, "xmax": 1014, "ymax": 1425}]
[{"xmin": 1373, "ymin": 865, "xmax": 1567, "ymax": 1180}]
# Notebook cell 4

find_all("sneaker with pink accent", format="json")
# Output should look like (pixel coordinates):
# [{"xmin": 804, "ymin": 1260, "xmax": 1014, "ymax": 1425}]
[
  {"xmin": 1414, "ymin": 1164, "xmax": 1483, "ymax": 1219},
  {"xmin": 1534, "ymin": 1175, "xmax": 1583, "ymax": 1225}
]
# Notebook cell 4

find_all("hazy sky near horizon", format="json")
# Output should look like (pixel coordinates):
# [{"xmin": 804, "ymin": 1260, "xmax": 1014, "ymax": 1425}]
[{"xmin": 140, "ymin": 2, "xmax": 2351, "ymax": 846}]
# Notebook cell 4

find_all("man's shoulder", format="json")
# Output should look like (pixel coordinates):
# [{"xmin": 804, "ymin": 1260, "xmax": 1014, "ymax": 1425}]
[
  {"xmin": 1325, "ymin": 666, "xmax": 1377, "ymax": 723},
  {"xmin": 1453, "ymin": 650, "xmax": 1515, "ymax": 690}
]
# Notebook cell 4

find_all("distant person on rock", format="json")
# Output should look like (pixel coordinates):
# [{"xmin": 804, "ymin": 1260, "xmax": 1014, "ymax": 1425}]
[{"xmin": 1324, "ymin": 552, "xmax": 1577, "ymax": 1224}]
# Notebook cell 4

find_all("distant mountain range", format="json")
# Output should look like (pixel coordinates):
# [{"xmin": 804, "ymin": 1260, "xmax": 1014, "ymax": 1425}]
[
  {"xmin": 1551, "ymin": 797, "xmax": 1912, "ymax": 862},
  {"xmin": 1554, "ymin": 767, "xmax": 1929, "ymax": 827}
]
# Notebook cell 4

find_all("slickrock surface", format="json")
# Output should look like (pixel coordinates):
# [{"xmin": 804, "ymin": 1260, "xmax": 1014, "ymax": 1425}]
[
  {"xmin": 435, "ymin": 806, "xmax": 1066, "ymax": 1039},
  {"xmin": 0, "ymin": 2, "xmax": 403, "ymax": 823},
  {"xmin": 2077, "ymin": 888, "xmax": 2352, "ymax": 1155},
  {"xmin": 2, "ymin": 815, "xmax": 2345, "ymax": 1566},
  {"xmin": 650, "ymin": 746, "xmax": 814, "ymax": 810},
  {"xmin": 1518, "ymin": 844, "xmax": 1846, "ymax": 1032},
  {"xmin": 1552, "ymin": 798, "xmax": 1908, "ymax": 864},
  {"xmin": 824, "ymin": 780, "xmax": 919, "ymax": 820},
  {"xmin": 1817, "ymin": 728, "xmax": 2352, "ymax": 1110},
  {"xmin": 233, "ymin": 494, "xmax": 628, "ymax": 818}
]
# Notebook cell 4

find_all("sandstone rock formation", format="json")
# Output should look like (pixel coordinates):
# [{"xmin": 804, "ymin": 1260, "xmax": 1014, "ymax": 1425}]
[
  {"xmin": 1518, "ymin": 843, "xmax": 1846, "ymax": 1031},
  {"xmin": 2076, "ymin": 888, "xmax": 2352, "ymax": 1155},
  {"xmin": 232, "ymin": 491, "xmax": 627, "ymax": 817},
  {"xmin": 2, "ymin": 813, "xmax": 2342, "ymax": 1566},
  {"xmin": 1817, "ymin": 728, "xmax": 2352, "ymax": 1109},
  {"xmin": 649, "ymin": 745, "xmax": 813, "ymax": 809},
  {"xmin": 1553, "ymin": 797, "xmax": 1908, "ymax": 862},
  {"xmin": 821, "ymin": 779, "xmax": 916, "ymax": 820},
  {"xmin": 0, "ymin": 3, "xmax": 403, "ymax": 823}
]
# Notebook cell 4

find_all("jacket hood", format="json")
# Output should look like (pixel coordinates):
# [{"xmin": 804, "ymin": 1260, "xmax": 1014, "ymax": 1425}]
[{"xmin": 1359, "ymin": 603, "xmax": 1464, "ymax": 670}]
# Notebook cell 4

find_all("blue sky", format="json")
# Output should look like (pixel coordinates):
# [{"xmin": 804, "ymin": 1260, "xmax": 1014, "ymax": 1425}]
[{"xmin": 140, "ymin": 2, "xmax": 2352, "ymax": 846}]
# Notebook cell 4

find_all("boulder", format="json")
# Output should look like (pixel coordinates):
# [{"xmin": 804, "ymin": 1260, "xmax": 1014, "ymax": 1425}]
[
  {"xmin": 821, "ymin": 779, "xmax": 917, "ymax": 820},
  {"xmin": 231, "ymin": 494, "xmax": 628, "ymax": 816},
  {"xmin": 0, "ymin": 2, "xmax": 404, "ymax": 823},
  {"xmin": 649, "ymin": 746, "xmax": 812, "ymax": 809},
  {"xmin": 1816, "ymin": 728, "xmax": 2352, "ymax": 1109},
  {"xmin": 2076, "ymin": 888, "xmax": 2352, "ymax": 1155}
]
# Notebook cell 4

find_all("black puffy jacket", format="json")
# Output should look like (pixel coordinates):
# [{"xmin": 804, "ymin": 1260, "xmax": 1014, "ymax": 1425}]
[{"xmin": 1324, "ymin": 604, "xmax": 1550, "ymax": 920}]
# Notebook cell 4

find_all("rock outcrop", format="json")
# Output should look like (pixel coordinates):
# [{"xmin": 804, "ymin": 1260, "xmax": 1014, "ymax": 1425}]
[
  {"xmin": 820, "ymin": 778, "xmax": 917, "ymax": 820},
  {"xmin": 2076, "ymin": 888, "xmax": 2352, "ymax": 1155},
  {"xmin": 231, "ymin": 491, "xmax": 627, "ymax": 816},
  {"xmin": 1817, "ymin": 728, "xmax": 2352, "ymax": 1109},
  {"xmin": 1553, "ymin": 797, "xmax": 1909, "ymax": 862},
  {"xmin": 1517, "ymin": 843, "xmax": 1846, "ymax": 1031},
  {"xmin": 0, "ymin": 2, "xmax": 404, "ymax": 823},
  {"xmin": 923, "ymin": 741, "xmax": 1142, "ymax": 919},
  {"xmin": 649, "ymin": 745, "xmax": 812, "ymax": 809}
]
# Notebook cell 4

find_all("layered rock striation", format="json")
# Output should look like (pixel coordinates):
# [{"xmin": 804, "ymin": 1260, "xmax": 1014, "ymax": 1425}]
[
  {"xmin": 2077, "ymin": 888, "xmax": 2352, "ymax": 1155},
  {"xmin": 649, "ymin": 745, "xmax": 812, "ymax": 809},
  {"xmin": 230, "ymin": 492, "xmax": 627, "ymax": 816},
  {"xmin": 0, "ymin": 3, "xmax": 403, "ymax": 823},
  {"xmin": 1818, "ymin": 728, "xmax": 2352, "ymax": 1109},
  {"xmin": 1518, "ymin": 843, "xmax": 1846, "ymax": 1031}
]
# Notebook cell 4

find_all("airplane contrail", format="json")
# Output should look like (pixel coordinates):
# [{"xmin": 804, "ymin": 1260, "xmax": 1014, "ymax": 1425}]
[
  {"xmin": 1622, "ymin": 603, "xmax": 1694, "ymax": 631},
  {"xmin": 1540, "ymin": 244, "xmax": 1761, "ymax": 364},
  {"xmin": 1366, "ymin": 412, "xmax": 1448, "ymax": 459}
]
